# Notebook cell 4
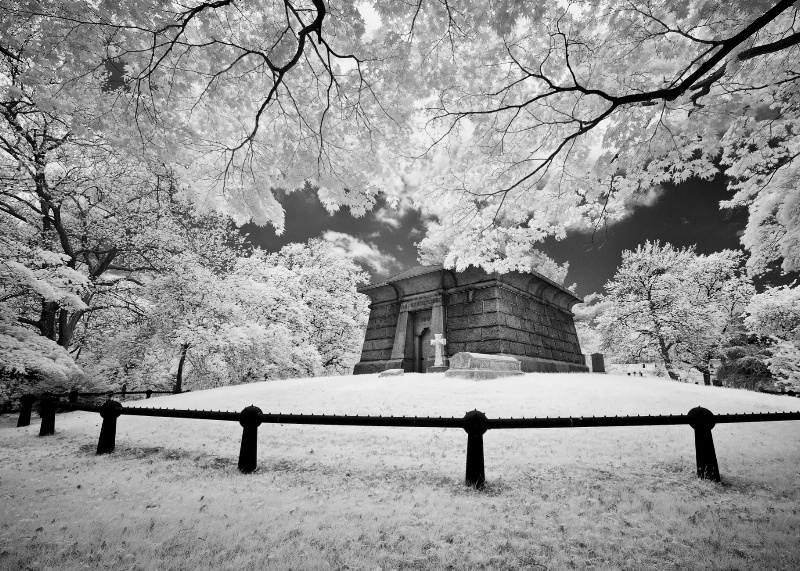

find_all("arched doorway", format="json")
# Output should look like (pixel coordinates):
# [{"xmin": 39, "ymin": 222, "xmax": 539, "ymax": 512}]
[{"xmin": 417, "ymin": 327, "xmax": 432, "ymax": 373}]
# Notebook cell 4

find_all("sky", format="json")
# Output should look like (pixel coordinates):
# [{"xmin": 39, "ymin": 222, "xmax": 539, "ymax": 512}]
[{"xmin": 242, "ymin": 173, "xmax": 796, "ymax": 299}]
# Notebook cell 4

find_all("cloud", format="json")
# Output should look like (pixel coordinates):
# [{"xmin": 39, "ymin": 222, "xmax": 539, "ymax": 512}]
[
  {"xmin": 373, "ymin": 207, "xmax": 403, "ymax": 229},
  {"xmin": 629, "ymin": 185, "xmax": 665, "ymax": 208},
  {"xmin": 371, "ymin": 192, "xmax": 420, "ymax": 231},
  {"xmin": 322, "ymin": 231, "xmax": 401, "ymax": 276},
  {"xmin": 408, "ymin": 226, "xmax": 425, "ymax": 239}
]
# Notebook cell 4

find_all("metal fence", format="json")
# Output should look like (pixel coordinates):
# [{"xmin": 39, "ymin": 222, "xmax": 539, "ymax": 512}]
[
  {"xmin": 13, "ymin": 388, "xmax": 179, "ymax": 415},
  {"xmin": 17, "ymin": 396, "xmax": 800, "ymax": 489}
]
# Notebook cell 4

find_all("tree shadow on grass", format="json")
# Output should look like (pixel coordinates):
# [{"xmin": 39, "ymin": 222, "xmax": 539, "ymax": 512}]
[{"xmin": 76, "ymin": 442, "xmax": 236, "ymax": 471}]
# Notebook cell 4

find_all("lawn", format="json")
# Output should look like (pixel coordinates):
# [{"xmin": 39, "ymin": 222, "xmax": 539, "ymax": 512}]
[{"xmin": 1, "ymin": 372, "xmax": 799, "ymax": 570}]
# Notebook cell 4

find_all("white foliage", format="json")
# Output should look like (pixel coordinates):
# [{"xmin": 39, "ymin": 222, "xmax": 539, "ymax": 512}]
[
  {"xmin": 122, "ymin": 240, "xmax": 369, "ymax": 389},
  {"xmin": 2, "ymin": 254, "xmax": 88, "ymax": 311},
  {"xmin": 4, "ymin": 1, "xmax": 799, "ymax": 275},
  {"xmin": 597, "ymin": 242, "xmax": 754, "ymax": 377},
  {"xmin": 0, "ymin": 306, "xmax": 83, "ymax": 386},
  {"xmin": 744, "ymin": 284, "xmax": 800, "ymax": 386}
]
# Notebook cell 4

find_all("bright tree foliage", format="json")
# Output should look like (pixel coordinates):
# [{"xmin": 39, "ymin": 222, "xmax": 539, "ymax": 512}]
[
  {"xmin": 597, "ymin": 241, "xmax": 754, "ymax": 380},
  {"xmin": 744, "ymin": 284, "xmax": 800, "ymax": 388},
  {"xmin": 0, "ymin": 48, "xmax": 369, "ymax": 397},
  {"xmin": 2, "ymin": 0, "xmax": 798, "ymax": 277},
  {"xmin": 106, "ymin": 241, "xmax": 369, "ymax": 391}
]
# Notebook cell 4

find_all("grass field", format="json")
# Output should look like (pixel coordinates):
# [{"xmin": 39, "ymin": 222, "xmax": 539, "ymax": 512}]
[{"xmin": 1, "ymin": 372, "xmax": 799, "ymax": 570}]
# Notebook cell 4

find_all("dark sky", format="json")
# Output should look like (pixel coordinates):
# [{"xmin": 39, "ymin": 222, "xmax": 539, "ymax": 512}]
[
  {"xmin": 540, "ymin": 176, "xmax": 749, "ymax": 295},
  {"xmin": 244, "ymin": 176, "xmax": 790, "ymax": 298}
]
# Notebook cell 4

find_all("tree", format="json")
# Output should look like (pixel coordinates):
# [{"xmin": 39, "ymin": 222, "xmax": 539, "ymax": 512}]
[
  {"xmin": 265, "ymin": 239, "xmax": 370, "ymax": 375},
  {"xmin": 122, "ymin": 257, "xmax": 325, "ymax": 391},
  {"xmin": 744, "ymin": 284, "xmax": 800, "ymax": 389},
  {"xmin": 0, "ymin": 53, "xmax": 220, "ymax": 349},
  {"xmin": 715, "ymin": 332, "xmax": 774, "ymax": 391},
  {"xmin": 105, "ymin": 240, "xmax": 369, "ymax": 391},
  {"xmin": 2, "ymin": 1, "xmax": 799, "ymax": 277},
  {"xmin": 0, "ymin": 309, "xmax": 84, "ymax": 407},
  {"xmin": 598, "ymin": 241, "xmax": 753, "ymax": 381},
  {"xmin": 0, "ymin": 46, "xmax": 256, "ymax": 400}
]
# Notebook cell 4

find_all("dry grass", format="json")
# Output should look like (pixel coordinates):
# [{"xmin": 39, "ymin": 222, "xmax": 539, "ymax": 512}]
[{"xmin": 1, "ymin": 373, "xmax": 799, "ymax": 571}]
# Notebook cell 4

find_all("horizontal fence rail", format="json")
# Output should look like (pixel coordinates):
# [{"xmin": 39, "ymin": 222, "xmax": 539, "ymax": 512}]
[
  {"xmin": 12, "ymin": 389, "xmax": 182, "ymax": 421},
  {"xmin": 19, "ymin": 396, "xmax": 800, "ymax": 490}
]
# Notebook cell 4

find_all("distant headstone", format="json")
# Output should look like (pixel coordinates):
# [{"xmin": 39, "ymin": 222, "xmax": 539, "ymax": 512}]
[
  {"xmin": 590, "ymin": 353, "xmax": 605, "ymax": 373},
  {"xmin": 444, "ymin": 352, "xmax": 523, "ymax": 380},
  {"xmin": 378, "ymin": 369, "xmax": 404, "ymax": 377}
]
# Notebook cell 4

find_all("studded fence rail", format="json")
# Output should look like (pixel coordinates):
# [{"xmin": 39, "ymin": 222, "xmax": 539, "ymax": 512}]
[
  {"xmin": 22, "ymin": 399, "xmax": 800, "ymax": 490},
  {"xmin": 13, "ymin": 389, "xmax": 181, "ymax": 424}
]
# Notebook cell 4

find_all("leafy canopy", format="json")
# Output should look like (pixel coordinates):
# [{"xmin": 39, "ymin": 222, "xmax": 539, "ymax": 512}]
[{"xmin": 2, "ymin": 0, "xmax": 799, "ymax": 276}]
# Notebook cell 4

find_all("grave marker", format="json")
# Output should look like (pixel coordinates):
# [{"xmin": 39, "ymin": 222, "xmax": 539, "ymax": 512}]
[{"xmin": 445, "ymin": 352, "xmax": 524, "ymax": 380}]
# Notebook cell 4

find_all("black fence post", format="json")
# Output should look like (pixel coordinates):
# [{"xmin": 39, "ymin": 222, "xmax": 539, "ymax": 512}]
[
  {"xmin": 145, "ymin": 389, "xmax": 152, "ymax": 399},
  {"xmin": 38, "ymin": 396, "xmax": 56, "ymax": 436},
  {"xmin": 17, "ymin": 394, "xmax": 36, "ymax": 427},
  {"xmin": 97, "ymin": 400, "xmax": 124, "ymax": 455},
  {"xmin": 463, "ymin": 409, "xmax": 489, "ymax": 489},
  {"xmin": 68, "ymin": 388, "xmax": 79, "ymax": 404},
  {"xmin": 238, "ymin": 406, "xmax": 263, "ymax": 473},
  {"xmin": 121, "ymin": 384, "xmax": 127, "ymax": 398},
  {"xmin": 688, "ymin": 406, "xmax": 720, "ymax": 482}
]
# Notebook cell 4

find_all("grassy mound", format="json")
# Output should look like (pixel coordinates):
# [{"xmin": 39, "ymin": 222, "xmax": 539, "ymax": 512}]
[{"xmin": 2, "ymin": 372, "xmax": 799, "ymax": 570}]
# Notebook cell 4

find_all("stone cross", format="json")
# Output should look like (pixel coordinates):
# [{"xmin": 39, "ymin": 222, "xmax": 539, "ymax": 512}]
[{"xmin": 430, "ymin": 333, "xmax": 447, "ymax": 367}]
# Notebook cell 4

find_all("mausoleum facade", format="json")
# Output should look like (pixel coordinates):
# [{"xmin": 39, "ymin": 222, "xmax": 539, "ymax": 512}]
[{"xmin": 353, "ymin": 265, "xmax": 588, "ymax": 375}]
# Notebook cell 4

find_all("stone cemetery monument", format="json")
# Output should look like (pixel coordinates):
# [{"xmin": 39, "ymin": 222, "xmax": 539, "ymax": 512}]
[
  {"xmin": 354, "ymin": 264, "xmax": 588, "ymax": 375},
  {"xmin": 428, "ymin": 333, "xmax": 449, "ymax": 373},
  {"xmin": 583, "ymin": 353, "xmax": 606, "ymax": 373},
  {"xmin": 445, "ymin": 352, "xmax": 524, "ymax": 380}
]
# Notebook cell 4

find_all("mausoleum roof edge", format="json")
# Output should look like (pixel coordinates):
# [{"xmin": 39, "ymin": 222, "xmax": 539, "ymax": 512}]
[{"xmin": 372, "ymin": 264, "xmax": 581, "ymax": 304}]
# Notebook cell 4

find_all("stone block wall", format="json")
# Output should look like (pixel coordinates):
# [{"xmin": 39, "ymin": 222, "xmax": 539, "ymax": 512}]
[
  {"xmin": 358, "ymin": 303, "xmax": 398, "ymax": 363},
  {"xmin": 445, "ymin": 286, "xmax": 504, "ymax": 354},
  {"xmin": 445, "ymin": 285, "xmax": 584, "ymax": 366}
]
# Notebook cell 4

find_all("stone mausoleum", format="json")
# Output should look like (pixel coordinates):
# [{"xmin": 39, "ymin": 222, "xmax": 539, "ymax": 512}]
[{"xmin": 353, "ymin": 265, "xmax": 588, "ymax": 375}]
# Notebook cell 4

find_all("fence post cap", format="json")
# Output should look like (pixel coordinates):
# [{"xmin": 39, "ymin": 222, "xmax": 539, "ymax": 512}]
[
  {"xmin": 687, "ymin": 406, "xmax": 715, "ymax": 430},
  {"xmin": 239, "ymin": 405, "xmax": 263, "ymax": 428},
  {"xmin": 99, "ymin": 400, "xmax": 123, "ymax": 419},
  {"xmin": 463, "ymin": 409, "xmax": 489, "ymax": 435}
]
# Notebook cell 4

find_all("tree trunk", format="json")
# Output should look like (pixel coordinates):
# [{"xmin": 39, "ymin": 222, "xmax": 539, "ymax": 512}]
[
  {"xmin": 57, "ymin": 308, "xmax": 69, "ymax": 346},
  {"xmin": 40, "ymin": 300, "xmax": 59, "ymax": 340},
  {"xmin": 57, "ymin": 308, "xmax": 85, "ymax": 349},
  {"xmin": 657, "ymin": 336, "xmax": 678, "ymax": 380},
  {"xmin": 174, "ymin": 344, "xmax": 189, "ymax": 394}
]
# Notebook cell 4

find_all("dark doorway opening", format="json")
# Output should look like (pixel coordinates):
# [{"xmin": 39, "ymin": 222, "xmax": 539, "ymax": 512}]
[{"xmin": 416, "ymin": 327, "xmax": 432, "ymax": 373}]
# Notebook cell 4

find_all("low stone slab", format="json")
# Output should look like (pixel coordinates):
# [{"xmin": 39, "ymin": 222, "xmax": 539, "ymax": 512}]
[
  {"xmin": 378, "ymin": 368, "xmax": 405, "ymax": 377},
  {"xmin": 444, "ymin": 352, "xmax": 523, "ymax": 380}
]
